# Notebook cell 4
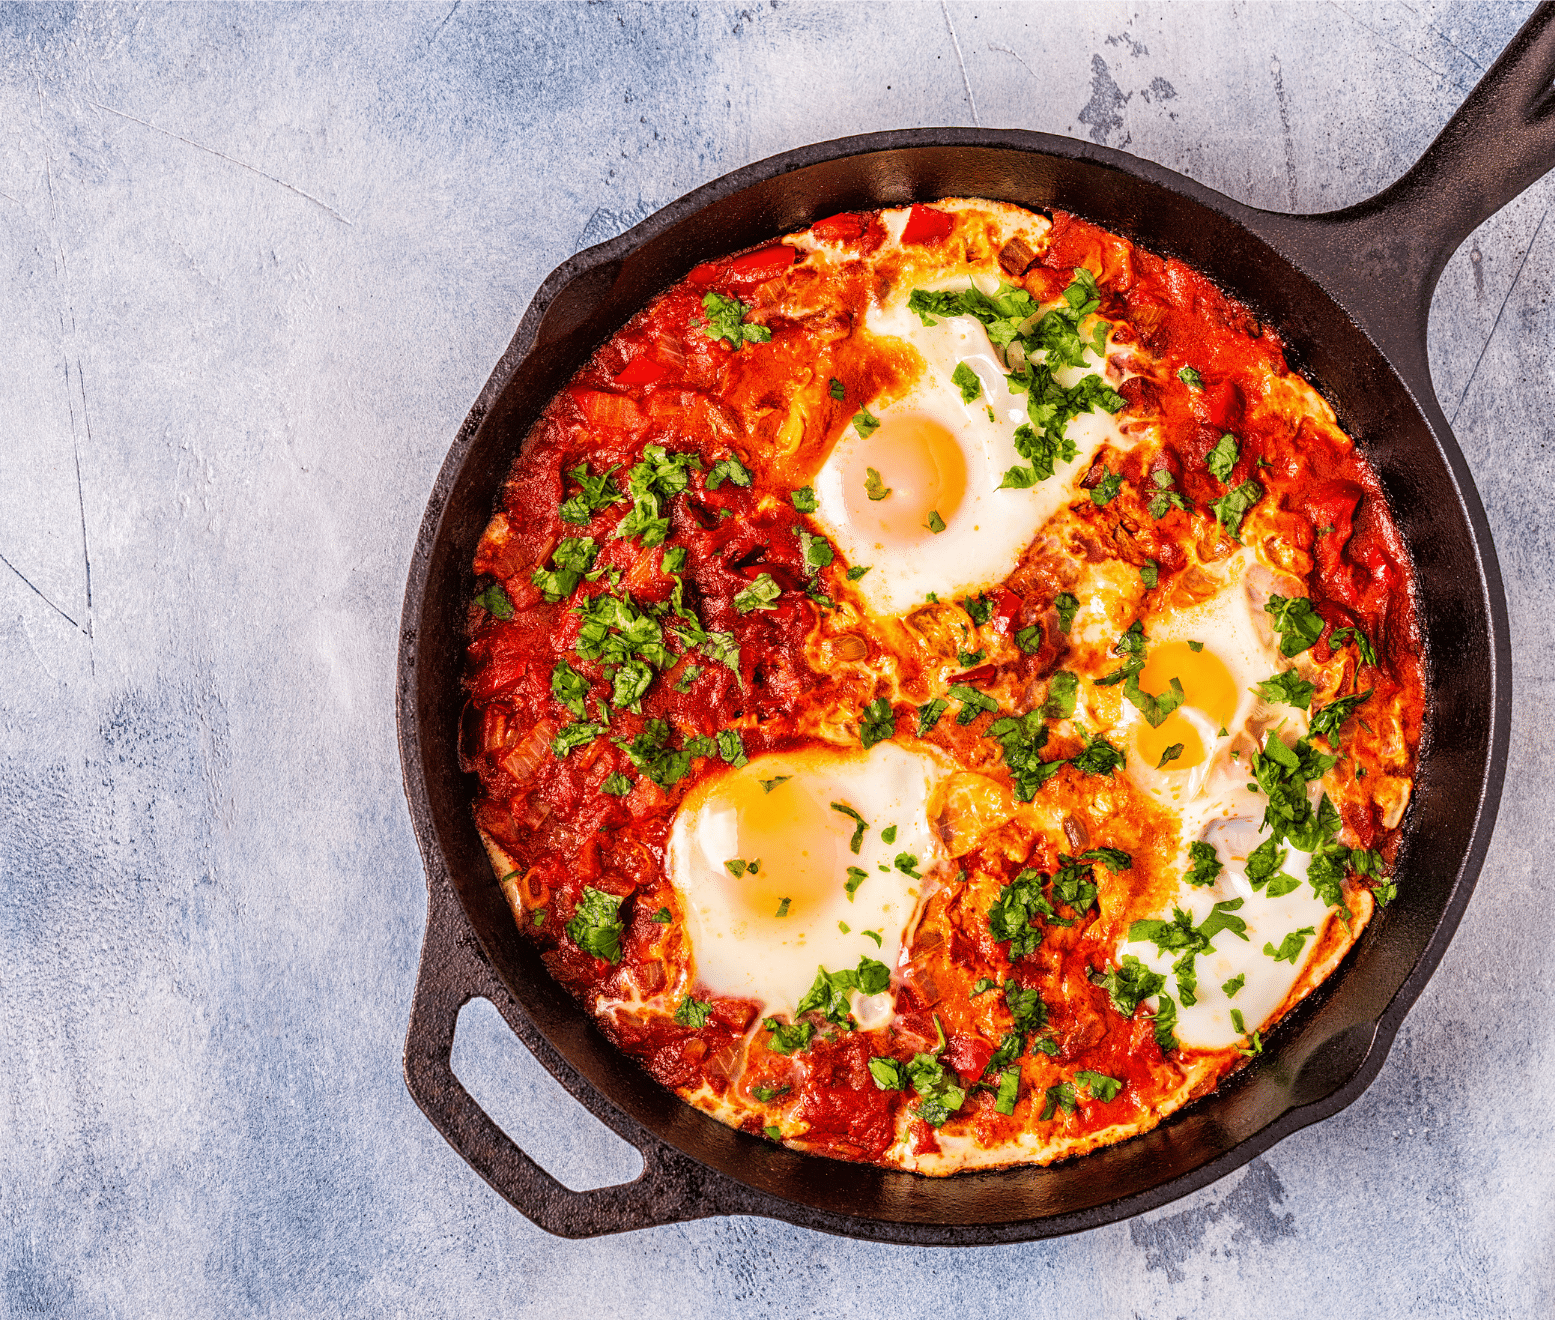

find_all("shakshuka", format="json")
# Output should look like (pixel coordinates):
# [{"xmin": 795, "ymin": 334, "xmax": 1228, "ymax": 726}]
[{"xmin": 459, "ymin": 199, "xmax": 1423, "ymax": 1173}]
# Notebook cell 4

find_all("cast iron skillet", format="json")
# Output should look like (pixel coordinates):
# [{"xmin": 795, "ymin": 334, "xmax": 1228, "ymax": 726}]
[{"xmin": 398, "ymin": 7, "xmax": 1551, "ymax": 1243}]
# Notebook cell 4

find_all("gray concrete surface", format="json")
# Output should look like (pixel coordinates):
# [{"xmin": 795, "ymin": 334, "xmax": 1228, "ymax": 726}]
[{"xmin": 2, "ymin": 2, "xmax": 1551, "ymax": 1315}]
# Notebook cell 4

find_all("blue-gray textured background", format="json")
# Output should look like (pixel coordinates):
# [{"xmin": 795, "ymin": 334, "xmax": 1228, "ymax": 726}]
[{"xmin": 2, "ymin": 2, "xmax": 1551, "ymax": 1315}]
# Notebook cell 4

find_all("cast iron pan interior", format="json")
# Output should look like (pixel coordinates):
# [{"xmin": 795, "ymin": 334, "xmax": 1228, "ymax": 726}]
[{"xmin": 398, "ymin": 7, "xmax": 1551, "ymax": 1243}]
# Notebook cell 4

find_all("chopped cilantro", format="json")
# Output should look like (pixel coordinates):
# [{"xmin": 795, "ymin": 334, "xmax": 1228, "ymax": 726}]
[
  {"xmin": 1157, "ymin": 743, "xmax": 1185, "ymax": 769},
  {"xmin": 1257, "ymin": 669, "xmax": 1317, "ymax": 710},
  {"xmin": 1125, "ymin": 672, "xmax": 1185, "ymax": 728},
  {"xmin": 752, "ymin": 1083, "xmax": 791, "ymax": 1102},
  {"xmin": 650, "ymin": 907, "xmax": 672, "ymax": 924},
  {"xmin": 1187, "ymin": 640, "xmax": 1204, "ymax": 652},
  {"xmin": 558, "ymin": 461, "xmax": 626, "ymax": 524},
  {"xmin": 971, "ymin": 978, "xmax": 999, "ymax": 997},
  {"xmin": 551, "ymin": 659, "xmax": 591, "ymax": 718},
  {"xmin": 798, "ymin": 528, "xmax": 835, "ymax": 570},
  {"xmin": 716, "ymin": 728, "xmax": 748, "ymax": 767},
  {"xmin": 1178, "ymin": 365, "xmax": 1205, "ymax": 390},
  {"xmin": 705, "ymin": 455, "xmax": 752, "ymax": 491},
  {"xmin": 1210, "ymin": 479, "xmax": 1263, "ymax": 540},
  {"xmin": 611, "ymin": 658, "xmax": 654, "ymax": 711},
  {"xmin": 566, "ymin": 887, "xmax": 625, "ymax": 964},
  {"xmin": 917, "ymin": 697, "xmax": 949, "ymax": 734},
  {"xmin": 1310, "ymin": 687, "xmax": 1374, "ymax": 741},
  {"xmin": 733, "ymin": 573, "xmax": 782, "ymax": 613},
  {"xmin": 1094, "ymin": 955, "xmax": 1165, "ymax": 1017},
  {"xmin": 863, "ymin": 466, "xmax": 891, "ymax": 500},
  {"xmin": 662, "ymin": 546, "xmax": 688, "ymax": 574},
  {"xmin": 881, "ymin": 824, "xmax": 898, "ymax": 845},
  {"xmin": 956, "ymin": 646, "xmax": 986, "ymax": 667},
  {"xmin": 1265, "ymin": 927, "xmax": 1317, "ymax": 964},
  {"xmin": 1140, "ymin": 559, "xmax": 1159, "ymax": 589},
  {"xmin": 994, "ymin": 1068, "xmax": 1021, "ymax": 1116},
  {"xmin": 796, "ymin": 956, "xmax": 893, "ymax": 1025},
  {"xmin": 672, "ymin": 664, "xmax": 702, "ymax": 693},
  {"xmin": 1231, "ymin": 1008, "xmax": 1247, "ymax": 1034},
  {"xmin": 927, "ymin": 510, "xmax": 947, "ymax": 534},
  {"xmin": 907, "ymin": 1053, "xmax": 966, "ymax": 1128},
  {"xmin": 1185, "ymin": 840, "xmax": 1222, "ymax": 887},
  {"xmin": 949, "ymin": 683, "xmax": 999, "ymax": 725},
  {"xmin": 531, "ymin": 537, "xmax": 599, "ymax": 603},
  {"xmin": 1329, "ymin": 625, "xmax": 1379, "ymax": 666},
  {"xmin": 845, "ymin": 866, "xmax": 867, "ymax": 899},
  {"xmin": 616, "ymin": 718, "xmax": 699, "ymax": 788},
  {"xmin": 868, "ymin": 1057, "xmax": 906, "ymax": 1090},
  {"xmin": 1054, "ymin": 593, "xmax": 1080, "ymax": 633},
  {"xmin": 1015, "ymin": 623, "xmax": 1044, "ymax": 654},
  {"xmin": 601, "ymin": 771, "xmax": 632, "ymax": 796},
  {"xmin": 1040, "ymin": 671, "xmax": 1078, "ymax": 720},
  {"xmin": 1206, "ymin": 433, "xmax": 1239, "ymax": 483},
  {"xmin": 552, "ymin": 721, "xmax": 604, "ymax": 757},
  {"xmin": 828, "ymin": 377, "xmax": 846, "ymax": 400},
  {"xmin": 615, "ymin": 446, "xmax": 703, "ymax": 548},
  {"xmin": 831, "ymin": 802, "xmax": 869, "ymax": 853},
  {"xmin": 475, "ymin": 582, "xmax": 514, "ymax": 619},
  {"xmin": 791, "ymin": 486, "xmax": 818, "ymax": 513},
  {"xmin": 759, "ymin": 775, "xmax": 792, "ymax": 793},
  {"xmin": 855, "ymin": 408, "xmax": 882, "ymax": 441},
  {"xmin": 763, "ymin": 1017, "xmax": 815, "ymax": 1055},
  {"xmin": 893, "ymin": 852, "xmax": 922, "ymax": 879},
  {"xmin": 1074, "ymin": 1070, "xmax": 1123, "ymax": 1102},
  {"xmin": 952, "ymin": 361, "xmax": 983, "ymax": 402},
  {"xmin": 697, "ymin": 291, "xmax": 771, "ymax": 349},
  {"xmin": 1264, "ymin": 595, "xmax": 1325, "ymax": 657},
  {"xmin": 859, "ymin": 697, "xmax": 896, "ymax": 748},
  {"xmin": 862, "ymin": 928, "xmax": 882, "ymax": 946},
  {"xmin": 675, "ymin": 996, "xmax": 713, "ymax": 1028},
  {"xmin": 960, "ymin": 592, "xmax": 995, "ymax": 625},
  {"xmin": 1223, "ymin": 973, "xmax": 1245, "ymax": 997},
  {"xmin": 1040, "ymin": 1081, "xmax": 1077, "ymax": 1121},
  {"xmin": 1091, "ymin": 471, "xmax": 1124, "ymax": 506},
  {"xmin": 764, "ymin": 1125, "xmax": 781, "ymax": 1140},
  {"xmin": 986, "ymin": 712, "xmax": 1059, "ymax": 800},
  {"xmin": 1072, "ymin": 728, "xmax": 1127, "ymax": 777},
  {"xmin": 774, "ymin": 897, "xmax": 790, "ymax": 917},
  {"xmin": 988, "ymin": 868, "xmax": 1055, "ymax": 958},
  {"xmin": 724, "ymin": 858, "xmax": 751, "ymax": 878},
  {"xmin": 846, "ymin": 564, "xmax": 871, "ymax": 581}
]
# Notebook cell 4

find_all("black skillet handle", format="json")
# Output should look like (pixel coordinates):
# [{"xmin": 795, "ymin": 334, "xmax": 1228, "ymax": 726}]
[
  {"xmin": 402, "ymin": 878, "xmax": 741, "ymax": 1238},
  {"xmin": 1250, "ymin": 1, "xmax": 1555, "ymax": 389}
]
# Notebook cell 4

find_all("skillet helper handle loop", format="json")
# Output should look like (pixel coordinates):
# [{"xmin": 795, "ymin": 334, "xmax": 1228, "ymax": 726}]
[{"xmin": 402, "ymin": 880, "xmax": 724, "ymax": 1238}]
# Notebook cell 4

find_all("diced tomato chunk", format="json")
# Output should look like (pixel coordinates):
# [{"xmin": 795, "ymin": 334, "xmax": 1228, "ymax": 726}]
[
  {"xmin": 900, "ymin": 203, "xmax": 955, "ymax": 245},
  {"xmin": 728, "ymin": 245, "xmax": 797, "ymax": 282},
  {"xmin": 688, "ymin": 262, "xmax": 722, "ymax": 287},
  {"xmin": 613, "ymin": 355, "xmax": 668, "ymax": 386},
  {"xmin": 569, "ymin": 387, "xmax": 644, "ymax": 430},
  {"xmin": 810, "ymin": 212, "xmax": 865, "ymax": 243},
  {"xmin": 990, "ymin": 587, "xmax": 1023, "ymax": 634}
]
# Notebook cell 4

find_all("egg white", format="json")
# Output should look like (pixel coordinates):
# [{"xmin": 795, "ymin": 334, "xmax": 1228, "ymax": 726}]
[{"xmin": 667, "ymin": 742, "xmax": 950, "ymax": 1024}]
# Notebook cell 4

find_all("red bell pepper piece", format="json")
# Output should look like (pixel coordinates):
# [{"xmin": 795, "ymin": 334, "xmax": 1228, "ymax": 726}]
[{"xmin": 900, "ymin": 204, "xmax": 955, "ymax": 245}]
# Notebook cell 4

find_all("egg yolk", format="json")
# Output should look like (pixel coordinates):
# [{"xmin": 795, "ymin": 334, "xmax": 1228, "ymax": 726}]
[
  {"xmin": 840, "ymin": 413, "xmax": 967, "ymax": 545},
  {"xmin": 1135, "ymin": 641, "xmax": 1238, "ymax": 770},
  {"xmin": 696, "ymin": 773, "xmax": 853, "ymax": 922}
]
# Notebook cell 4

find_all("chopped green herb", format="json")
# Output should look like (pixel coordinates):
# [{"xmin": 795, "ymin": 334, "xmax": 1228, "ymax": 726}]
[
  {"xmin": 705, "ymin": 455, "xmax": 752, "ymax": 491},
  {"xmin": 1310, "ymin": 687, "xmax": 1374, "ymax": 741},
  {"xmin": 952, "ymin": 361, "xmax": 983, "ymax": 403},
  {"xmin": 531, "ymin": 536, "xmax": 599, "ymax": 603},
  {"xmin": 862, "ymin": 929, "xmax": 882, "ymax": 947},
  {"xmin": 1185, "ymin": 840, "xmax": 1222, "ymax": 887},
  {"xmin": 855, "ymin": 408, "xmax": 882, "ymax": 440},
  {"xmin": 1206, "ymin": 433, "xmax": 1239, "ymax": 483},
  {"xmin": 1239, "ymin": 1030, "xmax": 1264, "ymax": 1058},
  {"xmin": 475, "ymin": 582, "xmax": 514, "ymax": 619},
  {"xmin": 552, "ymin": 721, "xmax": 604, "ymax": 757},
  {"xmin": 906, "ymin": 1052, "xmax": 966, "ymax": 1128},
  {"xmin": 845, "ymin": 866, "xmax": 867, "ymax": 899},
  {"xmin": 752, "ymin": 1083, "xmax": 791, "ymax": 1102},
  {"xmin": 650, "ymin": 907, "xmax": 672, "ymax": 924},
  {"xmin": 1041, "ymin": 1081, "xmax": 1078, "ymax": 1121},
  {"xmin": 1140, "ymin": 559, "xmax": 1159, "ymax": 589},
  {"xmin": 1054, "ymin": 593, "xmax": 1080, "ymax": 633},
  {"xmin": 716, "ymin": 728, "xmax": 748, "ymax": 767},
  {"xmin": 1093, "ymin": 955, "xmax": 1165, "ymax": 1018},
  {"xmin": 763, "ymin": 1017, "xmax": 815, "ymax": 1055},
  {"xmin": 675, "ymin": 996, "xmax": 713, "ymax": 1028},
  {"xmin": 1091, "ymin": 471, "xmax": 1124, "ymax": 506},
  {"xmin": 986, "ymin": 711, "xmax": 1062, "ymax": 800},
  {"xmin": 672, "ymin": 663, "xmax": 703, "ymax": 693},
  {"xmin": 774, "ymin": 897, "xmax": 791, "ymax": 918},
  {"xmin": 863, "ymin": 466, "xmax": 891, "ymax": 501},
  {"xmin": 917, "ymin": 698, "xmax": 949, "ymax": 734},
  {"xmin": 868, "ymin": 1057, "xmax": 906, "ymax": 1090},
  {"xmin": 791, "ymin": 486, "xmax": 818, "ymax": 513},
  {"xmin": 1223, "ymin": 972, "xmax": 1245, "ymax": 998},
  {"xmin": 1125, "ymin": 672, "xmax": 1185, "ymax": 728},
  {"xmin": 1014, "ymin": 623, "xmax": 1044, "ymax": 655},
  {"xmin": 733, "ymin": 573, "xmax": 782, "ymax": 613},
  {"xmin": 615, "ymin": 718, "xmax": 699, "ymax": 789},
  {"xmin": 1074, "ymin": 1070, "xmax": 1123, "ymax": 1102},
  {"xmin": 927, "ymin": 510, "xmax": 947, "ymax": 533},
  {"xmin": 697, "ymin": 290, "xmax": 771, "ymax": 349},
  {"xmin": 1188, "ymin": 640, "xmax": 1204, "ymax": 652},
  {"xmin": 971, "ymin": 978, "xmax": 999, "ymax": 997},
  {"xmin": 1157, "ymin": 743, "xmax": 1185, "ymax": 769},
  {"xmin": 566, "ymin": 887, "xmax": 625, "ymax": 964},
  {"xmin": 558, "ymin": 461, "xmax": 626, "ymax": 525},
  {"xmin": 956, "ymin": 647, "xmax": 986, "ymax": 668},
  {"xmin": 1257, "ymin": 669, "xmax": 1317, "ymax": 710},
  {"xmin": 1210, "ymin": 479, "xmax": 1263, "ymax": 540},
  {"xmin": 1231, "ymin": 1008, "xmax": 1247, "ymax": 1034},
  {"xmin": 724, "ymin": 858, "xmax": 751, "ymax": 878},
  {"xmin": 949, "ymin": 683, "xmax": 999, "ymax": 725},
  {"xmin": 859, "ymin": 697, "xmax": 896, "ymax": 748},
  {"xmin": 1040, "ymin": 671, "xmax": 1078, "ymax": 720},
  {"xmin": 846, "ymin": 564, "xmax": 871, "ymax": 581},
  {"xmin": 880, "ymin": 824, "xmax": 898, "ymax": 845},
  {"xmin": 601, "ymin": 771, "xmax": 633, "ymax": 796},
  {"xmin": 759, "ymin": 775, "xmax": 792, "ymax": 793},
  {"xmin": 994, "ymin": 1068, "xmax": 1021, "ymax": 1116},
  {"xmin": 1329, "ymin": 625, "xmax": 1379, "ymax": 666},
  {"xmin": 893, "ymin": 852, "xmax": 922, "ymax": 879},
  {"xmin": 550, "ymin": 659, "xmax": 591, "ymax": 718},
  {"xmin": 832, "ymin": 803, "xmax": 869, "ymax": 853},
  {"xmin": 1264, "ymin": 594, "xmax": 1325, "ymax": 658},
  {"xmin": 829, "ymin": 377, "xmax": 846, "ymax": 400},
  {"xmin": 763, "ymin": 1124, "xmax": 781, "ymax": 1140},
  {"xmin": 1178, "ymin": 365, "xmax": 1205, "ymax": 391},
  {"xmin": 1264, "ymin": 926, "xmax": 1317, "ymax": 963}
]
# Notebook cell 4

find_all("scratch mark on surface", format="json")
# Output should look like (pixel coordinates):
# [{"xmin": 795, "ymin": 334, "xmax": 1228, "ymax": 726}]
[
  {"xmin": 1270, "ymin": 57, "xmax": 1298, "ymax": 210},
  {"xmin": 988, "ymin": 41, "xmax": 1038, "ymax": 81},
  {"xmin": 429, "ymin": 0, "xmax": 460, "ymax": 46},
  {"xmin": 71, "ymin": 358, "xmax": 95, "ymax": 643},
  {"xmin": 1451, "ymin": 207, "xmax": 1548, "ymax": 427},
  {"xmin": 941, "ymin": 1, "xmax": 980, "ymax": 126},
  {"xmin": 0, "ymin": 549, "xmax": 85, "ymax": 633},
  {"xmin": 87, "ymin": 99, "xmax": 354, "ymax": 225},
  {"xmin": 1397, "ymin": 2, "xmax": 1486, "ymax": 71},
  {"xmin": 1326, "ymin": 2, "xmax": 1466, "ymax": 88}
]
